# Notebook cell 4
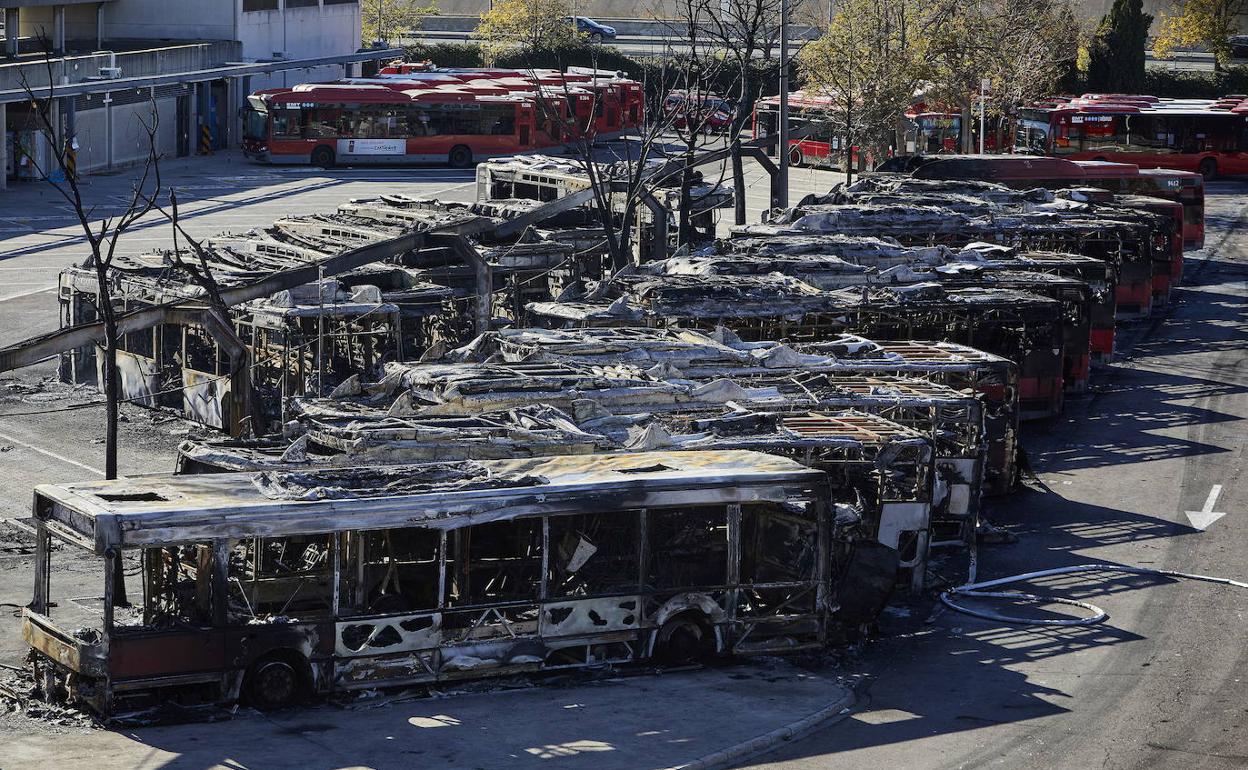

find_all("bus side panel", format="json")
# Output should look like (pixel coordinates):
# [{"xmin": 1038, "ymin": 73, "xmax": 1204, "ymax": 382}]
[{"xmin": 109, "ymin": 629, "xmax": 228, "ymax": 680}]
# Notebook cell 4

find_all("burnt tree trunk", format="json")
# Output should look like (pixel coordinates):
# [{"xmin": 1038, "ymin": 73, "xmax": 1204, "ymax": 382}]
[{"xmin": 95, "ymin": 269, "xmax": 128, "ymax": 606}]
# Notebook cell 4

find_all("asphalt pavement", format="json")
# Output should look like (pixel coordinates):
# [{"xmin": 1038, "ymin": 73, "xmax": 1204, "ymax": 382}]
[
  {"xmin": 740, "ymin": 182, "xmax": 1248, "ymax": 769},
  {"xmin": 0, "ymin": 153, "xmax": 1244, "ymax": 769}
]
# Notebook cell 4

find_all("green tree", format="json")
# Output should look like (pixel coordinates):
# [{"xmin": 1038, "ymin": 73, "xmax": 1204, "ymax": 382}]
[
  {"xmin": 1087, "ymin": 0, "xmax": 1152, "ymax": 92},
  {"xmin": 927, "ymin": 0, "xmax": 1080, "ymax": 151},
  {"xmin": 363, "ymin": 0, "xmax": 437, "ymax": 46},
  {"xmin": 477, "ymin": 0, "xmax": 579, "ymax": 61},
  {"xmin": 800, "ymin": 0, "xmax": 932, "ymax": 177},
  {"xmin": 1154, "ymin": 0, "xmax": 1248, "ymax": 71}
]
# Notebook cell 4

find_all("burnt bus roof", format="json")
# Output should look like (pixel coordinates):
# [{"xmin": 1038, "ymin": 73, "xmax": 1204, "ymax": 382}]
[
  {"xmin": 458, "ymin": 327, "xmax": 1015, "ymax": 374},
  {"xmin": 321, "ymin": 360, "xmax": 982, "ymax": 417},
  {"xmin": 179, "ymin": 406, "xmax": 932, "ymax": 475},
  {"xmin": 36, "ymin": 450, "xmax": 826, "ymax": 554}
]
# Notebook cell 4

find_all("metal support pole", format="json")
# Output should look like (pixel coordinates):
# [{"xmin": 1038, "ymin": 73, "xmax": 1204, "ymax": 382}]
[
  {"xmin": 63, "ymin": 95, "xmax": 76, "ymax": 179},
  {"xmin": 103, "ymin": 91, "xmax": 113, "ymax": 170},
  {"xmin": 777, "ymin": 0, "xmax": 790, "ymax": 208},
  {"xmin": 0, "ymin": 103, "xmax": 7, "ymax": 191},
  {"xmin": 731, "ymin": 140, "xmax": 746, "ymax": 226},
  {"xmin": 979, "ymin": 78, "xmax": 988, "ymax": 155},
  {"xmin": 316, "ymin": 263, "xmax": 325, "ymax": 396}
]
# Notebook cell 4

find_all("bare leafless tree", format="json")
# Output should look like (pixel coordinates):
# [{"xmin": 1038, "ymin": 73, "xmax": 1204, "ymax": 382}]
[
  {"xmin": 691, "ymin": 0, "xmax": 786, "ymax": 135},
  {"xmin": 18, "ymin": 40, "xmax": 163, "ymax": 482},
  {"xmin": 522, "ymin": 45, "xmax": 723, "ymax": 269}
]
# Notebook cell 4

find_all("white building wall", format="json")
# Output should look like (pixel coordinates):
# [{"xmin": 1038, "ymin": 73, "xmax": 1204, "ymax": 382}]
[
  {"xmin": 74, "ymin": 105, "xmax": 108, "ymax": 173},
  {"xmin": 100, "ymin": 0, "xmax": 236, "ymax": 41},
  {"xmin": 240, "ymin": 2, "xmax": 361, "ymax": 91}
]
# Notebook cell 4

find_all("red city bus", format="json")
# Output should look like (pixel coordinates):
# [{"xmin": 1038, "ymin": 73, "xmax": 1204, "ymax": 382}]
[
  {"xmin": 1014, "ymin": 97, "xmax": 1248, "ymax": 180},
  {"xmin": 752, "ymin": 93, "xmax": 867, "ymax": 169},
  {"xmin": 390, "ymin": 65, "xmax": 644, "ymax": 140},
  {"xmin": 906, "ymin": 110, "xmax": 961, "ymax": 154},
  {"xmin": 242, "ymin": 84, "xmax": 560, "ymax": 168}
]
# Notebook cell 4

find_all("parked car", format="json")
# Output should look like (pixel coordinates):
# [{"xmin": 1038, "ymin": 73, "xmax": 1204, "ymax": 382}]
[
  {"xmin": 663, "ymin": 90, "xmax": 735, "ymax": 132},
  {"xmin": 568, "ymin": 16, "xmax": 617, "ymax": 42},
  {"xmin": 1229, "ymin": 34, "xmax": 1248, "ymax": 58}
]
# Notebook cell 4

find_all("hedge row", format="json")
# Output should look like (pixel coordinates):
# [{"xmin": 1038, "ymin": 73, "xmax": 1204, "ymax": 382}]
[{"xmin": 1141, "ymin": 66, "xmax": 1248, "ymax": 98}]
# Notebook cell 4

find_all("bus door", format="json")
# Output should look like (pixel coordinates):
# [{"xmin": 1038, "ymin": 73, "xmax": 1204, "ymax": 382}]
[
  {"xmin": 518, "ymin": 104, "xmax": 533, "ymax": 147},
  {"xmin": 539, "ymin": 511, "xmax": 643, "ymax": 666},
  {"xmin": 732, "ymin": 503, "xmax": 823, "ymax": 654},
  {"xmin": 439, "ymin": 519, "xmax": 544, "ymax": 674},
  {"xmin": 107, "ymin": 543, "xmax": 230, "ymax": 691},
  {"xmin": 333, "ymin": 528, "xmax": 445, "ymax": 688}
]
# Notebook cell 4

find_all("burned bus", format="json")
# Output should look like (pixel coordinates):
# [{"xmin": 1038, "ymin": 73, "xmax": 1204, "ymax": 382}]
[
  {"xmin": 461, "ymin": 327, "xmax": 1017, "ymax": 495},
  {"xmin": 528, "ymin": 275, "xmax": 1067, "ymax": 420},
  {"xmin": 24, "ymin": 451, "xmax": 832, "ymax": 717}
]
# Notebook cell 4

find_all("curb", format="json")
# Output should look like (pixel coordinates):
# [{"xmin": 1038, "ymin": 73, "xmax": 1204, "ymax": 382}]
[{"xmin": 670, "ymin": 687, "xmax": 856, "ymax": 770}]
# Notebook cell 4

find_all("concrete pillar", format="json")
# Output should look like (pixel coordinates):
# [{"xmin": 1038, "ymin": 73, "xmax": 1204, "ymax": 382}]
[
  {"xmin": 5, "ymin": 9, "xmax": 19, "ymax": 58},
  {"xmin": 0, "ymin": 102, "xmax": 7, "ymax": 191},
  {"xmin": 96, "ymin": 2, "xmax": 103, "ymax": 49},
  {"xmin": 53, "ymin": 5, "xmax": 66, "ymax": 53},
  {"xmin": 47, "ymin": 99, "xmax": 60, "ymax": 176},
  {"xmin": 149, "ymin": 85, "xmax": 157, "ymax": 156},
  {"xmin": 195, "ymin": 81, "xmax": 210, "ymax": 153},
  {"xmin": 103, "ymin": 91, "xmax": 113, "ymax": 170}
]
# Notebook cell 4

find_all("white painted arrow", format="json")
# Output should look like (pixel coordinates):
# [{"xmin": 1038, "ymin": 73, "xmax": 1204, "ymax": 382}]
[{"xmin": 1185, "ymin": 484, "xmax": 1227, "ymax": 530}]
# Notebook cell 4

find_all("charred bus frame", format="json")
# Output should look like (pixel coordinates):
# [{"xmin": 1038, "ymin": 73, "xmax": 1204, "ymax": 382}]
[{"xmin": 25, "ymin": 451, "xmax": 831, "ymax": 718}]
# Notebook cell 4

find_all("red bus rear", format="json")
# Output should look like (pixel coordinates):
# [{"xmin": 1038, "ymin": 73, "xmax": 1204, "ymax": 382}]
[{"xmin": 752, "ymin": 93, "xmax": 867, "ymax": 170}]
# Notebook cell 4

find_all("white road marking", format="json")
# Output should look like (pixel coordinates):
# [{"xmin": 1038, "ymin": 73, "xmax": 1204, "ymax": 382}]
[
  {"xmin": 0, "ymin": 285, "xmax": 57, "ymax": 302},
  {"xmin": 0, "ymin": 430, "xmax": 105, "ymax": 476},
  {"xmin": 1185, "ymin": 484, "xmax": 1227, "ymax": 530}
]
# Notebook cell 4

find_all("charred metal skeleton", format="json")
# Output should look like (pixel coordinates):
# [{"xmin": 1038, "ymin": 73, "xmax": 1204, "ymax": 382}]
[{"xmin": 25, "ymin": 451, "xmax": 837, "ymax": 717}]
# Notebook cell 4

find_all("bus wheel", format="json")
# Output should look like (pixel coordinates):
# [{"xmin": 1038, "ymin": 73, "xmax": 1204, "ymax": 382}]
[
  {"xmin": 655, "ymin": 614, "xmax": 714, "ymax": 665},
  {"xmin": 246, "ymin": 652, "xmax": 308, "ymax": 710},
  {"xmin": 311, "ymin": 146, "xmax": 335, "ymax": 169},
  {"xmin": 449, "ymin": 145, "xmax": 474, "ymax": 168},
  {"xmin": 1199, "ymin": 157, "xmax": 1218, "ymax": 180},
  {"xmin": 789, "ymin": 146, "xmax": 804, "ymax": 167}
]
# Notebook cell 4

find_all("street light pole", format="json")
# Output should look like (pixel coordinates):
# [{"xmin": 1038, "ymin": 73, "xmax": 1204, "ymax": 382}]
[{"xmin": 778, "ymin": 0, "xmax": 789, "ymax": 208}]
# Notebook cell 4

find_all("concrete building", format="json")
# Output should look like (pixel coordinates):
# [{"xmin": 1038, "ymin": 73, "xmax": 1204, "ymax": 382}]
[{"xmin": 0, "ymin": 0, "xmax": 393, "ymax": 187}]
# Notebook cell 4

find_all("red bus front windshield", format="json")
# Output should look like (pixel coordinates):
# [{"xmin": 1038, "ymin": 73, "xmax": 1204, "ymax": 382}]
[
  {"xmin": 914, "ymin": 114, "xmax": 961, "ymax": 153},
  {"xmin": 243, "ymin": 97, "xmax": 270, "ymax": 142},
  {"xmin": 1015, "ymin": 109, "xmax": 1052, "ymax": 154}
]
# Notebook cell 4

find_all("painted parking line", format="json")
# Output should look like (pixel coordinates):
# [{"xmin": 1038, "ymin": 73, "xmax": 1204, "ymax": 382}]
[
  {"xmin": 0, "ymin": 285, "xmax": 57, "ymax": 302},
  {"xmin": 0, "ymin": 430, "xmax": 105, "ymax": 476}
]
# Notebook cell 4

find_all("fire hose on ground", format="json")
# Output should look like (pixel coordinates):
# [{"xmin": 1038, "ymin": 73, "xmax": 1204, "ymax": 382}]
[{"xmin": 941, "ymin": 563, "xmax": 1248, "ymax": 627}]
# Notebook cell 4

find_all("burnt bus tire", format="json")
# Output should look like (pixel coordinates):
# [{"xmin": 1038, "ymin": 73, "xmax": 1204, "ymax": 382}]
[
  {"xmin": 449, "ymin": 145, "xmax": 474, "ymax": 168},
  {"xmin": 246, "ymin": 652, "xmax": 308, "ymax": 710},
  {"xmin": 1199, "ymin": 157, "xmax": 1218, "ymax": 180},
  {"xmin": 655, "ymin": 614, "xmax": 714, "ymax": 665},
  {"xmin": 311, "ymin": 146, "xmax": 335, "ymax": 169}
]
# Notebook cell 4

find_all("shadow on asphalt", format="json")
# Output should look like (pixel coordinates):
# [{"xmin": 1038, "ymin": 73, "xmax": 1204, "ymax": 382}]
[{"xmin": 738, "ymin": 250, "xmax": 1246, "ymax": 766}]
